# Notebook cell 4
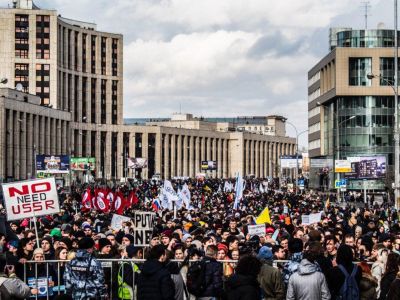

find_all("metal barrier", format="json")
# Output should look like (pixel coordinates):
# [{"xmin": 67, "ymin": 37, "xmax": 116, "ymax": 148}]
[{"xmin": 22, "ymin": 258, "xmax": 370, "ymax": 299}]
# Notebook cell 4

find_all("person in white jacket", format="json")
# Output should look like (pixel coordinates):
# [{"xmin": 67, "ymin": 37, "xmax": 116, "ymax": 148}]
[{"xmin": 287, "ymin": 245, "xmax": 331, "ymax": 300}]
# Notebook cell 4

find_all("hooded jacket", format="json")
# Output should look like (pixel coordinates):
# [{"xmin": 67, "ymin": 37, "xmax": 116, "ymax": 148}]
[
  {"xmin": 137, "ymin": 259, "xmax": 175, "ymax": 300},
  {"xmin": 286, "ymin": 259, "xmax": 331, "ymax": 300}
]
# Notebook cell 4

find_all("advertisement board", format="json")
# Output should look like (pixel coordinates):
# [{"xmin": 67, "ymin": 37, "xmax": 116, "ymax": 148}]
[
  {"xmin": 70, "ymin": 157, "xmax": 96, "ymax": 171},
  {"xmin": 1, "ymin": 178, "xmax": 60, "ymax": 221},
  {"xmin": 201, "ymin": 160, "xmax": 217, "ymax": 170},
  {"xmin": 310, "ymin": 158, "xmax": 333, "ymax": 169},
  {"xmin": 280, "ymin": 155, "xmax": 303, "ymax": 169},
  {"xmin": 127, "ymin": 157, "xmax": 148, "ymax": 169},
  {"xmin": 335, "ymin": 160, "xmax": 352, "ymax": 173},
  {"xmin": 344, "ymin": 156, "xmax": 386, "ymax": 179},
  {"xmin": 36, "ymin": 155, "xmax": 70, "ymax": 174}
]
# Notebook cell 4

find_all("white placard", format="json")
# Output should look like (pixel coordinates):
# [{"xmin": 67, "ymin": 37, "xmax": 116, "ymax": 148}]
[
  {"xmin": 301, "ymin": 212, "xmax": 322, "ymax": 225},
  {"xmin": 133, "ymin": 211, "xmax": 156, "ymax": 246},
  {"xmin": 1, "ymin": 178, "xmax": 60, "ymax": 221},
  {"xmin": 111, "ymin": 214, "xmax": 131, "ymax": 231},
  {"xmin": 248, "ymin": 224, "xmax": 266, "ymax": 237}
]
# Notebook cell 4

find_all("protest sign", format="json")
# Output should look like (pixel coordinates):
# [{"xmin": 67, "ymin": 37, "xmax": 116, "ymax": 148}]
[
  {"xmin": 1, "ymin": 178, "xmax": 60, "ymax": 221},
  {"xmin": 301, "ymin": 212, "xmax": 322, "ymax": 225},
  {"xmin": 247, "ymin": 224, "xmax": 266, "ymax": 237},
  {"xmin": 133, "ymin": 211, "xmax": 156, "ymax": 246},
  {"xmin": 28, "ymin": 276, "xmax": 53, "ymax": 297},
  {"xmin": 111, "ymin": 214, "xmax": 131, "ymax": 231}
]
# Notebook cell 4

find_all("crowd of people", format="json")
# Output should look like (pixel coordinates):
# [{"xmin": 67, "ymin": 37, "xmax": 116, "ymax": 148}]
[{"xmin": 0, "ymin": 177, "xmax": 399, "ymax": 299}]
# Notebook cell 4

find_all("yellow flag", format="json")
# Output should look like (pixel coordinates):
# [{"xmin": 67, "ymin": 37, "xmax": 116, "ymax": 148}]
[{"xmin": 256, "ymin": 207, "xmax": 271, "ymax": 224}]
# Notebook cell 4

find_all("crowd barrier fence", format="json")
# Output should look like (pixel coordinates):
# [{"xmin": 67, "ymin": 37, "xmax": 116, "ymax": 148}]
[{"xmin": 22, "ymin": 259, "xmax": 369, "ymax": 299}]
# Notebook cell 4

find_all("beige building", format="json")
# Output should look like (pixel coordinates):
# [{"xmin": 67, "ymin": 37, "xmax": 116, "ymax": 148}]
[{"xmin": 0, "ymin": 1, "xmax": 296, "ymax": 181}]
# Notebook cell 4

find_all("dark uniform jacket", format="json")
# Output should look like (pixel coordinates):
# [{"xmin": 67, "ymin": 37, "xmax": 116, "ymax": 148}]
[{"xmin": 63, "ymin": 249, "xmax": 107, "ymax": 300}]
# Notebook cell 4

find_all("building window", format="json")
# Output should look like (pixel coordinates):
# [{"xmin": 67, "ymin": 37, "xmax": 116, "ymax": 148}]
[
  {"xmin": 91, "ymin": 35, "xmax": 96, "ymax": 74},
  {"xmin": 91, "ymin": 78, "xmax": 96, "ymax": 123},
  {"xmin": 36, "ymin": 64, "xmax": 50, "ymax": 105},
  {"xmin": 15, "ymin": 63, "xmax": 29, "ymax": 92},
  {"xmin": 82, "ymin": 33, "xmax": 87, "ymax": 72},
  {"xmin": 349, "ymin": 57, "xmax": 372, "ymax": 86},
  {"xmin": 309, "ymin": 139, "xmax": 321, "ymax": 150},
  {"xmin": 101, "ymin": 37, "xmax": 107, "ymax": 75},
  {"xmin": 15, "ymin": 14, "xmax": 29, "ymax": 58},
  {"xmin": 379, "ymin": 57, "xmax": 400, "ymax": 86},
  {"xmin": 101, "ymin": 79, "xmax": 107, "ymax": 124},
  {"xmin": 309, "ymin": 122, "xmax": 321, "ymax": 134},
  {"xmin": 112, "ymin": 80, "xmax": 118, "ymax": 124},
  {"xmin": 112, "ymin": 38, "xmax": 118, "ymax": 76},
  {"xmin": 36, "ymin": 15, "xmax": 50, "ymax": 59}
]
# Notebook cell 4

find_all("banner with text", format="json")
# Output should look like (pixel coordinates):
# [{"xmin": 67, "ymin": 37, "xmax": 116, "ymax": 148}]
[
  {"xmin": 127, "ymin": 157, "xmax": 148, "ymax": 169},
  {"xmin": 248, "ymin": 224, "xmax": 266, "ymax": 237},
  {"xmin": 133, "ymin": 212, "xmax": 156, "ymax": 246},
  {"xmin": 111, "ymin": 214, "xmax": 132, "ymax": 231},
  {"xmin": 334, "ymin": 160, "xmax": 352, "ymax": 173},
  {"xmin": 1, "ymin": 178, "xmax": 60, "ymax": 221}
]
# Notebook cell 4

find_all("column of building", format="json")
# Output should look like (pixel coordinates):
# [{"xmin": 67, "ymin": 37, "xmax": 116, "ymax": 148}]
[
  {"xmin": 223, "ymin": 139, "xmax": 228, "ymax": 178},
  {"xmin": 26, "ymin": 113, "xmax": 33, "ymax": 178},
  {"xmin": 189, "ymin": 136, "xmax": 195, "ymax": 178},
  {"xmin": 155, "ymin": 132, "xmax": 162, "ymax": 176},
  {"xmin": 195, "ymin": 136, "xmax": 201, "ymax": 175},
  {"xmin": 170, "ymin": 135, "xmax": 176, "ymax": 178},
  {"xmin": 163, "ymin": 134, "xmax": 170, "ymax": 179},
  {"xmin": 183, "ymin": 135, "xmax": 188, "ymax": 177}
]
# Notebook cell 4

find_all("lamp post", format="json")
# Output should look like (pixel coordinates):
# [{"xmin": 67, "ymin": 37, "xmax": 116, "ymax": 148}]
[
  {"xmin": 367, "ymin": 72, "xmax": 399, "ymax": 209},
  {"xmin": 317, "ymin": 102, "xmax": 355, "ymax": 200},
  {"xmin": 285, "ymin": 121, "xmax": 308, "ymax": 194}
]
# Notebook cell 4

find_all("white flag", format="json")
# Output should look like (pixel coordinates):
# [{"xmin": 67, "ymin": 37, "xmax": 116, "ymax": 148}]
[
  {"xmin": 163, "ymin": 180, "xmax": 179, "ymax": 205},
  {"xmin": 259, "ymin": 183, "xmax": 264, "ymax": 194},
  {"xmin": 179, "ymin": 183, "xmax": 191, "ymax": 208},
  {"xmin": 233, "ymin": 174, "xmax": 244, "ymax": 210}
]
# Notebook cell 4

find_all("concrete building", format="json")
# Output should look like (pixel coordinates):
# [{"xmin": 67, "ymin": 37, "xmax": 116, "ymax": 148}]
[
  {"xmin": 0, "ymin": 1, "xmax": 296, "ymax": 181},
  {"xmin": 308, "ymin": 27, "xmax": 397, "ymax": 190}
]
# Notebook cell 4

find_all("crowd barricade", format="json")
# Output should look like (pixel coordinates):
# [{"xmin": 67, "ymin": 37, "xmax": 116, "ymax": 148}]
[{"xmin": 23, "ymin": 258, "xmax": 371, "ymax": 299}]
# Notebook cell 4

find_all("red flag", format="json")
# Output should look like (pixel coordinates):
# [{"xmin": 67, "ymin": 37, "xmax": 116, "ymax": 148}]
[
  {"xmin": 95, "ymin": 189, "xmax": 110, "ymax": 213},
  {"xmin": 128, "ymin": 190, "xmax": 139, "ymax": 206},
  {"xmin": 82, "ymin": 188, "xmax": 92, "ymax": 211},
  {"xmin": 114, "ymin": 191, "xmax": 126, "ymax": 215}
]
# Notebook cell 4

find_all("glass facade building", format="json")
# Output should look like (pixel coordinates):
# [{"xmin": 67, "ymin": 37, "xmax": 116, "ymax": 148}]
[{"xmin": 308, "ymin": 28, "xmax": 399, "ymax": 190}]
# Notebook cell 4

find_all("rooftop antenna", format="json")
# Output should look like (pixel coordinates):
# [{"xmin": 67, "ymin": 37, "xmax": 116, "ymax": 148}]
[
  {"xmin": 179, "ymin": 102, "xmax": 181, "ymax": 114},
  {"xmin": 361, "ymin": 1, "xmax": 371, "ymax": 30}
]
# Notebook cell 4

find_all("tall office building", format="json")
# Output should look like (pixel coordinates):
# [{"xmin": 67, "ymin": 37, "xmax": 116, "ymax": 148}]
[{"xmin": 308, "ymin": 27, "xmax": 397, "ymax": 190}]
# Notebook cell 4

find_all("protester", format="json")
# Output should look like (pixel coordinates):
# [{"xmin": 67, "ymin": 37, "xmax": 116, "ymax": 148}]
[
  {"xmin": 225, "ymin": 255, "xmax": 262, "ymax": 300},
  {"xmin": 137, "ymin": 244, "xmax": 175, "ymax": 300},
  {"xmin": 0, "ymin": 256, "xmax": 31, "ymax": 299},
  {"xmin": 197, "ymin": 245, "xmax": 223, "ymax": 300},
  {"xmin": 359, "ymin": 261, "xmax": 377, "ymax": 300},
  {"xmin": 286, "ymin": 243, "xmax": 331, "ymax": 300},
  {"xmin": 64, "ymin": 237, "xmax": 107, "ymax": 299},
  {"xmin": 257, "ymin": 246, "xmax": 285, "ymax": 300},
  {"xmin": 379, "ymin": 253, "xmax": 399, "ymax": 300}
]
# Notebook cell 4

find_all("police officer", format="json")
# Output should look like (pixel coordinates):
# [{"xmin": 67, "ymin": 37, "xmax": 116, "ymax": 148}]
[{"xmin": 64, "ymin": 237, "xmax": 108, "ymax": 299}]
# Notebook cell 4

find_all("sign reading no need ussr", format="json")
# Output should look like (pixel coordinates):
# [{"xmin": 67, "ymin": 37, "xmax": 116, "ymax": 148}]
[{"xmin": 1, "ymin": 178, "xmax": 60, "ymax": 221}]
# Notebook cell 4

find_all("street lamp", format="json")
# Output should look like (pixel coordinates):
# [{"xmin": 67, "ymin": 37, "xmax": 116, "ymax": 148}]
[
  {"xmin": 316, "ymin": 102, "xmax": 355, "ymax": 200},
  {"xmin": 367, "ymin": 73, "xmax": 399, "ymax": 208},
  {"xmin": 284, "ymin": 120, "xmax": 308, "ymax": 194}
]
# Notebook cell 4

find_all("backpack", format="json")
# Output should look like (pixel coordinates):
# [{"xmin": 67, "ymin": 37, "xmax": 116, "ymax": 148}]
[
  {"xmin": 186, "ymin": 260, "xmax": 207, "ymax": 297},
  {"xmin": 337, "ymin": 264, "xmax": 360, "ymax": 300}
]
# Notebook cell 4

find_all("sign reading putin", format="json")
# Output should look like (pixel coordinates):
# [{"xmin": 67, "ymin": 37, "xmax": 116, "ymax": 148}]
[{"xmin": 2, "ymin": 178, "xmax": 60, "ymax": 221}]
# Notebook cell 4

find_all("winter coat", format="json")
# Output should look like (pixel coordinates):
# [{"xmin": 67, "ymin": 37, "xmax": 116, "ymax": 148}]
[
  {"xmin": 199, "ymin": 257, "xmax": 223, "ymax": 298},
  {"xmin": 64, "ymin": 249, "xmax": 107, "ymax": 300},
  {"xmin": 0, "ymin": 273, "xmax": 31, "ymax": 300},
  {"xmin": 286, "ymin": 259, "xmax": 331, "ymax": 300},
  {"xmin": 137, "ymin": 259, "xmax": 175, "ymax": 300},
  {"xmin": 225, "ymin": 274, "xmax": 261, "ymax": 300},
  {"xmin": 326, "ymin": 263, "xmax": 362, "ymax": 299},
  {"xmin": 360, "ymin": 273, "xmax": 377, "ymax": 300},
  {"xmin": 379, "ymin": 271, "xmax": 397, "ymax": 300},
  {"xmin": 257, "ymin": 261, "xmax": 285, "ymax": 300},
  {"xmin": 387, "ymin": 277, "xmax": 400, "ymax": 300}
]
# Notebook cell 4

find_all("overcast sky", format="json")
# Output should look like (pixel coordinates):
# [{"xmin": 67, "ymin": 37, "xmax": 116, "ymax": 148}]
[{"xmin": 2, "ymin": 0, "xmax": 395, "ymax": 146}]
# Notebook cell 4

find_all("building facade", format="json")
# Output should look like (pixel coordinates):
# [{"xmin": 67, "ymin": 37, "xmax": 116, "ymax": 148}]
[
  {"xmin": 0, "ymin": 1, "xmax": 296, "ymax": 182},
  {"xmin": 308, "ymin": 28, "xmax": 397, "ymax": 190}
]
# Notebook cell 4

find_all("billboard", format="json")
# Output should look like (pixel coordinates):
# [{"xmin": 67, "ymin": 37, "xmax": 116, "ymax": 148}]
[
  {"xmin": 280, "ymin": 155, "xmax": 303, "ymax": 169},
  {"xmin": 335, "ymin": 160, "xmax": 352, "ymax": 173},
  {"xmin": 36, "ymin": 155, "xmax": 70, "ymax": 174},
  {"xmin": 201, "ymin": 160, "xmax": 217, "ymax": 170},
  {"xmin": 344, "ymin": 156, "xmax": 386, "ymax": 179},
  {"xmin": 127, "ymin": 157, "xmax": 148, "ymax": 169},
  {"xmin": 70, "ymin": 157, "xmax": 96, "ymax": 171},
  {"xmin": 1, "ymin": 178, "xmax": 60, "ymax": 221}
]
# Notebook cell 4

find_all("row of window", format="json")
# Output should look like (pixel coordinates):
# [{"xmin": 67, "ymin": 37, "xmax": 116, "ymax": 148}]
[
  {"xmin": 309, "ymin": 139, "xmax": 321, "ymax": 150},
  {"xmin": 309, "ymin": 122, "xmax": 321, "ymax": 134},
  {"xmin": 349, "ymin": 57, "xmax": 400, "ymax": 86}
]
